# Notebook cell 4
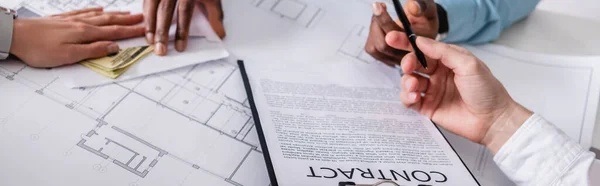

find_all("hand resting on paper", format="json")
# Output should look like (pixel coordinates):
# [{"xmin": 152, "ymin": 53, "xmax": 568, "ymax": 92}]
[
  {"xmin": 10, "ymin": 8, "xmax": 145, "ymax": 68},
  {"xmin": 388, "ymin": 33, "xmax": 533, "ymax": 154},
  {"xmin": 143, "ymin": 0, "xmax": 225, "ymax": 56},
  {"xmin": 365, "ymin": 0, "xmax": 439, "ymax": 67}
]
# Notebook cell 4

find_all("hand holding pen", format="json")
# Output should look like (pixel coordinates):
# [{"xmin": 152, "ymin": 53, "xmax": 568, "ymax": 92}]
[{"xmin": 365, "ymin": 0, "xmax": 440, "ymax": 71}]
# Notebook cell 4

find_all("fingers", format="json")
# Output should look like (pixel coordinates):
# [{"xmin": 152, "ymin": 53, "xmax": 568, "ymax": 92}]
[
  {"xmin": 51, "ymin": 7, "xmax": 103, "ymax": 17},
  {"xmin": 198, "ymin": 0, "xmax": 226, "ymax": 38},
  {"xmin": 400, "ymin": 90, "xmax": 422, "ymax": 109},
  {"xmin": 64, "ymin": 41, "xmax": 120, "ymax": 65},
  {"xmin": 176, "ymin": 0, "xmax": 194, "ymax": 52},
  {"xmin": 402, "ymin": 73, "xmax": 429, "ymax": 93},
  {"xmin": 69, "ymin": 11, "xmax": 129, "ymax": 19},
  {"xmin": 366, "ymin": 3, "xmax": 409, "ymax": 66},
  {"xmin": 75, "ymin": 14, "xmax": 144, "ymax": 26},
  {"xmin": 415, "ymin": 37, "xmax": 475, "ymax": 72},
  {"xmin": 144, "ymin": 0, "xmax": 160, "ymax": 44},
  {"xmin": 397, "ymin": 40, "xmax": 439, "ymax": 75},
  {"xmin": 80, "ymin": 24, "xmax": 146, "ymax": 42},
  {"xmin": 365, "ymin": 20, "xmax": 406, "ymax": 65},
  {"xmin": 368, "ymin": 49, "xmax": 404, "ymax": 67},
  {"xmin": 154, "ymin": 0, "xmax": 177, "ymax": 56},
  {"xmin": 406, "ymin": 0, "xmax": 437, "ymax": 19},
  {"xmin": 372, "ymin": 2, "xmax": 404, "ymax": 33},
  {"xmin": 400, "ymin": 74, "xmax": 423, "ymax": 110},
  {"xmin": 385, "ymin": 30, "xmax": 411, "ymax": 52}
]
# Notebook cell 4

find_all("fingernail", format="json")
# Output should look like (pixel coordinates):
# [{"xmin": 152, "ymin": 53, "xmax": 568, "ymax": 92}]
[
  {"xmin": 411, "ymin": 1, "xmax": 424, "ymax": 16},
  {"xmin": 155, "ymin": 43, "xmax": 166, "ymax": 56},
  {"xmin": 372, "ymin": 3, "xmax": 382, "ymax": 16},
  {"xmin": 175, "ymin": 40, "xmax": 186, "ymax": 52},
  {"xmin": 146, "ymin": 33, "xmax": 154, "ymax": 44},
  {"xmin": 408, "ymin": 92, "xmax": 418, "ymax": 101},
  {"xmin": 107, "ymin": 43, "xmax": 119, "ymax": 54}
]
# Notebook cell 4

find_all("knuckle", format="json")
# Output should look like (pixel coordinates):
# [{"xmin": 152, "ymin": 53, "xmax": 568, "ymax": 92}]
[
  {"xmin": 365, "ymin": 45, "xmax": 378, "ymax": 55},
  {"xmin": 465, "ymin": 56, "xmax": 481, "ymax": 68},
  {"xmin": 109, "ymin": 25, "xmax": 124, "ymax": 35},
  {"xmin": 102, "ymin": 14, "xmax": 115, "ymax": 22},
  {"xmin": 91, "ymin": 11, "xmax": 101, "ymax": 17},
  {"xmin": 176, "ymin": 29, "xmax": 188, "ymax": 38},
  {"xmin": 155, "ymin": 29, "xmax": 168, "ymax": 37},
  {"xmin": 73, "ymin": 23, "xmax": 90, "ymax": 33},
  {"xmin": 440, "ymin": 43, "xmax": 453, "ymax": 53}
]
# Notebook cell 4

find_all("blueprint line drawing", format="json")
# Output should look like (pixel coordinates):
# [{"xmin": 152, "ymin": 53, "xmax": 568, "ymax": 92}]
[
  {"xmin": 251, "ymin": 0, "xmax": 324, "ymax": 28},
  {"xmin": 21, "ymin": 0, "xmax": 137, "ymax": 15},
  {"xmin": 0, "ymin": 59, "xmax": 266, "ymax": 185},
  {"xmin": 338, "ymin": 25, "xmax": 378, "ymax": 64}
]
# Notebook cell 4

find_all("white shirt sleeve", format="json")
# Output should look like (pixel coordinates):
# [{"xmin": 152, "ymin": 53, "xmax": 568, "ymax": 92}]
[{"xmin": 493, "ymin": 113, "xmax": 597, "ymax": 186}]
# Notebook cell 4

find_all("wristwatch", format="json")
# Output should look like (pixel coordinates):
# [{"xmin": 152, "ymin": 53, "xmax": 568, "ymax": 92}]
[{"xmin": 0, "ymin": 6, "xmax": 17, "ymax": 60}]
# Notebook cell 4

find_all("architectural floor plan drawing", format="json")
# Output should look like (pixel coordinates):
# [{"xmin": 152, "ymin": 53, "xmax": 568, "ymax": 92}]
[
  {"xmin": 0, "ymin": 59, "xmax": 268, "ymax": 186},
  {"xmin": 244, "ymin": 0, "xmax": 324, "ymax": 28},
  {"xmin": 339, "ymin": 25, "xmax": 378, "ymax": 64}
]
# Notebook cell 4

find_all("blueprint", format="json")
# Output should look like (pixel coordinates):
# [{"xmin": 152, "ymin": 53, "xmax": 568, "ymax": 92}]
[{"xmin": 1, "ymin": 0, "xmax": 600, "ymax": 185}]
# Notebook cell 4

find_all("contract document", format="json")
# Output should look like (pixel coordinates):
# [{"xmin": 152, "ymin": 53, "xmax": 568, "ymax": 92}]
[{"xmin": 239, "ymin": 60, "xmax": 480, "ymax": 186}]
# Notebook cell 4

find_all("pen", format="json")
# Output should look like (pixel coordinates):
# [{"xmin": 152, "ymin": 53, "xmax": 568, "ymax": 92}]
[{"xmin": 391, "ymin": 0, "xmax": 428, "ymax": 69}]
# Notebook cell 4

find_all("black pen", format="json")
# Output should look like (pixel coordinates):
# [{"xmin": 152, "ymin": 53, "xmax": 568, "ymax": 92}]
[{"xmin": 391, "ymin": 0, "xmax": 428, "ymax": 69}]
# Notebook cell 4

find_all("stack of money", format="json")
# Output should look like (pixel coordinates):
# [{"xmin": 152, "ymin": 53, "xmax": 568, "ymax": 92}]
[{"xmin": 81, "ymin": 46, "xmax": 154, "ymax": 79}]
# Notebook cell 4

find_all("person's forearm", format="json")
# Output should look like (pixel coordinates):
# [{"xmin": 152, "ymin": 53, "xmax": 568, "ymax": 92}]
[
  {"xmin": 435, "ymin": 0, "xmax": 541, "ymax": 44},
  {"xmin": 492, "ymin": 112, "xmax": 595, "ymax": 185}
]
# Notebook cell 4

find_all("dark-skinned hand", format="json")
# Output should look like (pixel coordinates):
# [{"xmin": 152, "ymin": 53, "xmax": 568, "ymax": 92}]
[
  {"xmin": 143, "ymin": 0, "xmax": 225, "ymax": 56},
  {"xmin": 365, "ymin": 0, "xmax": 438, "ymax": 70}
]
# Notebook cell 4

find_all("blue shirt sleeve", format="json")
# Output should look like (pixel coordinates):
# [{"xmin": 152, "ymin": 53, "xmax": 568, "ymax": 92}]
[{"xmin": 435, "ymin": 0, "xmax": 541, "ymax": 44}]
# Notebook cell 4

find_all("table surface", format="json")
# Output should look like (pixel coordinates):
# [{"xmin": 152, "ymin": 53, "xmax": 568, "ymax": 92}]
[{"xmin": 493, "ymin": 0, "xmax": 600, "ymax": 151}]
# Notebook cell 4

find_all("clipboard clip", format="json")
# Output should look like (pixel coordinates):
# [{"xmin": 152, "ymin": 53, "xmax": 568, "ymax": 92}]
[{"xmin": 338, "ymin": 181, "xmax": 433, "ymax": 186}]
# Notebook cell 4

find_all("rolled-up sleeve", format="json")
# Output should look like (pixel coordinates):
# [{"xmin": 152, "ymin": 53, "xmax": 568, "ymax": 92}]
[
  {"xmin": 435, "ymin": 0, "xmax": 541, "ymax": 44},
  {"xmin": 493, "ymin": 113, "xmax": 596, "ymax": 186}
]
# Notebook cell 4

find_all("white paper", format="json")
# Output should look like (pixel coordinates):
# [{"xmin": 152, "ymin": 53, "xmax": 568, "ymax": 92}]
[
  {"xmin": 243, "ymin": 61, "xmax": 480, "ymax": 186},
  {"xmin": 19, "ymin": 0, "xmax": 229, "ymax": 88}
]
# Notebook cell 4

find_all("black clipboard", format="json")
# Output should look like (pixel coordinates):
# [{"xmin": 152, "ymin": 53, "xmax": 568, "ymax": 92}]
[
  {"xmin": 237, "ymin": 60, "xmax": 480, "ymax": 186},
  {"xmin": 238, "ymin": 60, "xmax": 281, "ymax": 185}
]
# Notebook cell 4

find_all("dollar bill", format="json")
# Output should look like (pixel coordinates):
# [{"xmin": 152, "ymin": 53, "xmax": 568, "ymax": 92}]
[{"xmin": 81, "ymin": 45, "xmax": 154, "ymax": 79}]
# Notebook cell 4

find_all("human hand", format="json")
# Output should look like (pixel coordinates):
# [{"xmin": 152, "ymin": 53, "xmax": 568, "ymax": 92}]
[
  {"xmin": 366, "ymin": 0, "xmax": 438, "ymax": 66},
  {"xmin": 9, "ymin": 8, "xmax": 145, "ymax": 68},
  {"xmin": 387, "ymin": 33, "xmax": 533, "ymax": 154},
  {"xmin": 143, "ymin": 0, "xmax": 225, "ymax": 56}
]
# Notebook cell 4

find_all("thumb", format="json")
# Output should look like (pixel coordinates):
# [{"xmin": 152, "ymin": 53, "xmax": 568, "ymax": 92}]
[
  {"xmin": 415, "ymin": 37, "xmax": 473, "ymax": 72},
  {"xmin": 65, "ymin": 41, "xmax": 120, "ymax": 65}
]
